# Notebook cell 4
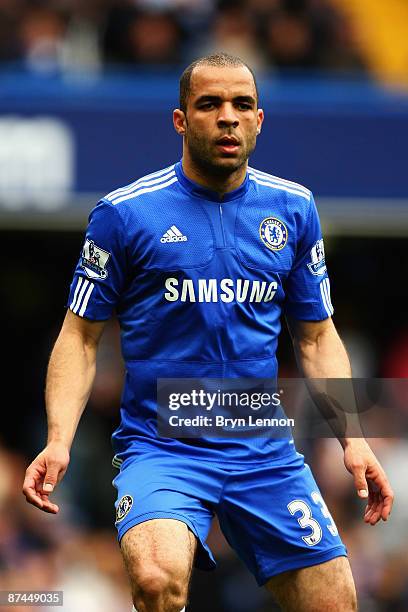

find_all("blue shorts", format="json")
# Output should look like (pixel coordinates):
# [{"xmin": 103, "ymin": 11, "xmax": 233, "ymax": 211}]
[{"xmin": 112, "ymin": 451, "xmax": 347, "ymax": 586}]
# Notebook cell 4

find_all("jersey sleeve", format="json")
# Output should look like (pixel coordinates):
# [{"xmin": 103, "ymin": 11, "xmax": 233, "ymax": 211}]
[
  {"xmin": 283, "ymin": 193, "xmax": 334, "ymax": 321},
  {"xmin": 67, "ymin": 199, "xmax": 128, "ymax": 320}
]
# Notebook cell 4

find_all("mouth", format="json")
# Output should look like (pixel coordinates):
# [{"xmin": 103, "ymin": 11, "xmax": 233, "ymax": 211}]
[{"xmin": 215, "ymin": 135, "xmax": 240, "ymax": 155}]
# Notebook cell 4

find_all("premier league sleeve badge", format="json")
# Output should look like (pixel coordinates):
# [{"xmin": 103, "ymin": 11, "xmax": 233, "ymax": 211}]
[
  {"xmin": 81, "ymin": 238, "xmax": 111, "ymax": 279},
  {"xmin": 307, "ymin": 239, "xmax": 327, "ymax": 275}
]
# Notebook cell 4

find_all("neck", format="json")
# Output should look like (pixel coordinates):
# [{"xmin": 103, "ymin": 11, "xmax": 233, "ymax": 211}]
[{"xmin": 182, "ymin": 150, "xmax": 247, "ymax": 197}]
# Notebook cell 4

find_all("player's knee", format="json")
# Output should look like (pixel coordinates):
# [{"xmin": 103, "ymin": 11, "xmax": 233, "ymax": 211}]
[{"xmin": 132, "ymin": 565, "xmax": 187, "ymax": 611}]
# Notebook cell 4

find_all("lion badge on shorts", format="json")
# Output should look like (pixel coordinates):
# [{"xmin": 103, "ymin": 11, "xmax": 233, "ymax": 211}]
[
  {"xmin": 116, "ymin": 495, "xmax": 133, "ymax": 523},
  {"xmin": 259, "ymin": 217, "xmax": 288, "ymax": 251}
]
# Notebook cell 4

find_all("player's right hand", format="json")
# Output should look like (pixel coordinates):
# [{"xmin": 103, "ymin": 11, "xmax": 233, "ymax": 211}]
[{"xmin": 22, "ymin": 441, "xmax": 70, "ymax": 514}]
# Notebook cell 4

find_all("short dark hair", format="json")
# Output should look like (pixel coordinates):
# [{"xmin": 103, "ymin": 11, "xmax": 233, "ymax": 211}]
[{"xmin": 179, "ymin": 52, "xmax": 259, "ymax": 114}]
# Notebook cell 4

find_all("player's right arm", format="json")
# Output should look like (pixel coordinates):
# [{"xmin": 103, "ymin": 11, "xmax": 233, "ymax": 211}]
[
  {"xmin": 23, "ymin": 199, "xmax": 129, "ymax": 513},
  {"xmin": 23, "ymin": 310, "xmax": 107, "ymax": 513}
]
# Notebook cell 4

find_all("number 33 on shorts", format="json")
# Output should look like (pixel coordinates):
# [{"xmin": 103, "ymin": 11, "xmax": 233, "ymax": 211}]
[{"xmin": 288, "ymin": 491, "xmax": 339, "ymax": 546}]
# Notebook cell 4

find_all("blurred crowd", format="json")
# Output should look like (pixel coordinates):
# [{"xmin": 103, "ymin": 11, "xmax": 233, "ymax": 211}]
[{"xmin": 0, "ymin": 0, "xmax": 365, "ymax": 74}]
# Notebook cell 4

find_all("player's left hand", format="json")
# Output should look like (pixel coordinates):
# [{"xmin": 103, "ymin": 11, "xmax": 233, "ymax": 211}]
[{"xmin": 343, "ymin": 438, "xmax": 394, "ymax": 525}]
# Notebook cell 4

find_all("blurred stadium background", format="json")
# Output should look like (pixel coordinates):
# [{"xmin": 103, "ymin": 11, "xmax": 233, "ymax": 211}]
[{"xmin": 1, "ymin": 0, "xmax": 407, "ymax": 610}]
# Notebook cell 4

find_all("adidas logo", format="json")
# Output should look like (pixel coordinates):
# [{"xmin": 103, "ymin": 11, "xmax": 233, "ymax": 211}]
[{"xmin": 160, "ymin": 225, "xmax": 188, "ymax": 243}]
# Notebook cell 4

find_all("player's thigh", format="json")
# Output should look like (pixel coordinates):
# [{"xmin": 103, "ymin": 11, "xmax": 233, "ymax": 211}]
[
  {"xmin": 266, "ymin": 556, "xmax": 357, "ymax": 612},
  {"xmin": 120, "ymin": 518, "xmax": 197, "ymax": 597}
]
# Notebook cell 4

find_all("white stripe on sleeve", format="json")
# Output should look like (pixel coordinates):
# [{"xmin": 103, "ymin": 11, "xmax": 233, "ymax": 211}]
[
  {"xmin": 78, "ymin": 282, "xmax": 95, "ymax": 317},
  {"xmin": 320, "ymin": 278, "xmax": 334, "ymax": 316},
  {"xmin": 72, "ymin": 278, "xmax": 89, "ymax": 314},
  {"xmin": 70, "ymin": 276, "xmax": 83, "ymax": 310},
  {"xmin": 324, "ymin": 278, "xmax": 334, "ymax": 314}
]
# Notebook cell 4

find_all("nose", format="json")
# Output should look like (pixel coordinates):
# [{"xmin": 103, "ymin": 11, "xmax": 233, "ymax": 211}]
[{"xmin": 217, "ymin": 103, "xmax": 239, "ymax": 128}]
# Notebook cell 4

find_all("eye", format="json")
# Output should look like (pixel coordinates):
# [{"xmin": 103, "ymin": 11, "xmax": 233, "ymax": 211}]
[
  {"xmin": 200, "ymin": 102, "xmax": 215, "ymax": 110},
  {"xmin": 237, "ymin": 103, "xmax": 252, "ymax": 110}
]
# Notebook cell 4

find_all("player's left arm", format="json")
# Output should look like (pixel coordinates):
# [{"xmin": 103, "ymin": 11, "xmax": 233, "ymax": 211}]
[{"xmin": 287, "ymin": 315, "xmax": 394, "ymax": 525}]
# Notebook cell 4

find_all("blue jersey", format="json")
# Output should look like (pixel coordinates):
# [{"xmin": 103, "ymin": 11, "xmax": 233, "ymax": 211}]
[{"xmin": 67, "ymin": 161, "xmax": 333, "ymax": 466}]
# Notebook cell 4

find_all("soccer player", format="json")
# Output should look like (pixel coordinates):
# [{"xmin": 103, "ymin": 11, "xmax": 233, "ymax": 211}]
[{"xmin": 23, "ymin": 53, "xmax": 393, "ymax": 612}]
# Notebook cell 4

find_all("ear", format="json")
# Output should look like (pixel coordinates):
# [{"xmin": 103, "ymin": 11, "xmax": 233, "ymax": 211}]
[
  {"xmin": 256, "ymin": 108, "xmax": 264, "ymax": 135},
  {"xmin": 173, "ymin": 109, "xmax": 187, "ymax": 135}
]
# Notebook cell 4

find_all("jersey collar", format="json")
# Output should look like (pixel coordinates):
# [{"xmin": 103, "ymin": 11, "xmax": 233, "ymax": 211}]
[{"xmin": 175, "ymin": 160, "xmax": 250, "ymax": 202}]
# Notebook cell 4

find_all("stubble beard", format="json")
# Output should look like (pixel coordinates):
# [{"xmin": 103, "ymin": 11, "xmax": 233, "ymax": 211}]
[{"xmin": 185, "ymin": 125, "xmax": 257, "ymax": 179}]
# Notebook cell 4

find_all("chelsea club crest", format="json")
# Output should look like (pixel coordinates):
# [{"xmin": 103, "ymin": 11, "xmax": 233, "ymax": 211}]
[
  {"xmin": 259, "ymin": 217, "xmax": 288, "ymax": 251},
  {"xmin": 115, "ymin": 495, "xmax": 133, "ymax": 523}
]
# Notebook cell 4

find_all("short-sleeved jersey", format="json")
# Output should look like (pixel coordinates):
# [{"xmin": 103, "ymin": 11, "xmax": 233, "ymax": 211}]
[{"xmin": 68, "ymin": 161, "xmax": 333, "ymax": 466}]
